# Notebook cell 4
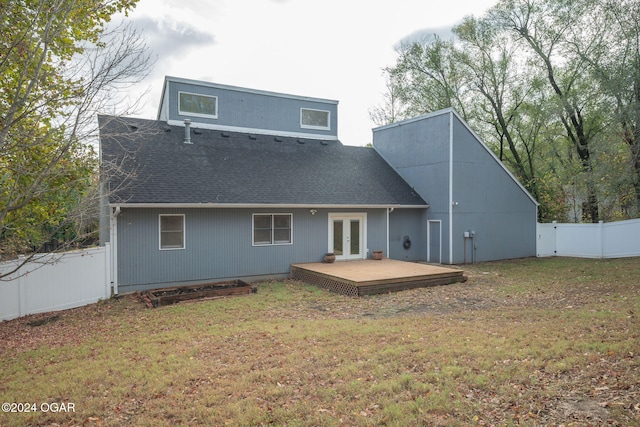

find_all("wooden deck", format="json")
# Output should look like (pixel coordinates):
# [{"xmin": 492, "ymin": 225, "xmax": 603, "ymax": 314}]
[{"xmin": 290, "ymin": 259, "xmax": 466, "ymax": 296}]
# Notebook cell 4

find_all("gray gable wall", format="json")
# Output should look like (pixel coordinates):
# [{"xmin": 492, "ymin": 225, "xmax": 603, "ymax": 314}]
[
  {"xmin": 450, "ymin": 115, "xmax": 538, "ymax": 263},
  {"xmin": 373, "ymin": 109, "xmax": 538, "ymax": 264},
  {"xmin": 371, "ymin": 112, "xmax": 451, "ymax": 211}
]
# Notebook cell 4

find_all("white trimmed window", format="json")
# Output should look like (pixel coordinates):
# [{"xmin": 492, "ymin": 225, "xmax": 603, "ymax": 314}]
[
  {"xmin": 300, "ymin": 108, "xmax": 330, "ymax": 130},
  {"xmin": 253, "ymin": 214, "xmax": 293, "ymax": 246},
  {"xmin": 178, "ymin": 91, "xmax": 218, "ymax": 119},
  {"xmin": 159, "ymin": 214, "xmax": 185, "ymax": 250}
]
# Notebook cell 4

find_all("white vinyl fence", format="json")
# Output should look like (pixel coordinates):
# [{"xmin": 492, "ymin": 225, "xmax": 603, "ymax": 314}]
[
  {"xmin": 537, "ymin": 219, "xmax": 640, "ymax": 258},
  {"xmin": 0, "ymin": 245, "xmax": 111, "ymax": 321}
]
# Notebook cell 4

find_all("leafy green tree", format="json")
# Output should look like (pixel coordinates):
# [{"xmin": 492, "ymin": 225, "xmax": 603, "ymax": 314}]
[
  {"xmin": 581, "ymin": 0, "xmax": 640, "ymax": 217},
  {"xmin": 375, "ymin": 0, "xmax": 640, "ymax": 222},
  {"xmin": 453, "ymin": 15, "xmax": 543, "ymax": 202},
  {"xmin": 488, "ymin": 0, "xmax": 609, "ymax": 222},
  {"xmin": 369, "ymin": 75, "xmax": 407, "ymax": 126},
  {"xmin": 0, "ymin": 0, "xmax": 150, "ymax": 269},
  {"xmin": 386, "ymin": 36, "xmax": 472, "ymax": 120},
  {"xmin": 380, "ymin": 15, "xmax": 551, "ymax": 218}
]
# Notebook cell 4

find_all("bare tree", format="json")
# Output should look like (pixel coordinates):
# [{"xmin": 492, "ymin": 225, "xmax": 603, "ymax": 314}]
[
  {"xmin": 369, "ymin": 74, "xmax": 407, "ymax": 127},
  {"xmin": 0, "ymin": 0, "xmax": 153, "ymax": 278},
  {"xmin": 385, "ymin": 35, "xmax": 472, "ymax": 121}
]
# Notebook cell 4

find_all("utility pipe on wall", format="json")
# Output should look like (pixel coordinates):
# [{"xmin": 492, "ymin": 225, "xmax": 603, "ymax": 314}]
[
  {"xmin": 463, "ymin": 230, "xmax": 476, "ymax": 265},
  {"xmin": 472, "ymin": 232, "xmax": 477, "ymax": 264},
  {"xmin": 386, "ymin": 207, "xmax": 394, "ymax": 259},
  {"xmin": 464, "ymin": 233, "xmax": 468, "ymax": 265},
  {"xmin": 110, "ymin": 206, "xmax": 121, "ymax": 296},
  {"xmin": 448, "ymin": 111, "xmax": 454, "ymax": 264}
]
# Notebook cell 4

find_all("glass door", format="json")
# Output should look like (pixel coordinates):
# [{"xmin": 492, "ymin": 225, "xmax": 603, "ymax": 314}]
[
  {"xmin": 329, "ymin": 214, "xmax": 366, "ymax": 260},
  {"xmin": 332, "ymin": 219, "xmax": 344, "ymax": 256},
  {"xmin": 349, "ymin": 219, "xmax": 361, "ymax": 258}
]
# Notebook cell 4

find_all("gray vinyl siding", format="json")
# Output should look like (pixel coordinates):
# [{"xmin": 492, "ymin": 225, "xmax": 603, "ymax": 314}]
[
  {"xmin": 372, "ymin": 113, "xmax": 450, "ymax": 208},
  {"xmin": 116, "ymin": 207, "xmax": 387, "ymax": 292},
  {"xmin": 450, "ymin": 118, "xmax": 537, "ymax": 262},
  {"xmin": 373, "ymin": 113, "xmax": 452, "ymax": 262},
  {"xmin": 374, "ymin": 109, "xmax": 537, "ymax": 264},
  {"xmin": 388, "ymin": 209, "xmax": 427, "ymax": 261},
  {"xmin": 161, "ymin": 79, "xmax": 338, "ymax": 138}
]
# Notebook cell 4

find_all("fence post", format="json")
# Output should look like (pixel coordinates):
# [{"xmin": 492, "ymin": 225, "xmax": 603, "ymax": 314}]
[
  {"xmin": 17, "ymin": 255, "xmax": 26, "ymax": 317},
  {"xmin": 552, "ymin": 221, "xmax": 558, "ymax": 256},
  {"xmin": 598, "ymin": 220, "xmax": 604, "ymax": 259}
]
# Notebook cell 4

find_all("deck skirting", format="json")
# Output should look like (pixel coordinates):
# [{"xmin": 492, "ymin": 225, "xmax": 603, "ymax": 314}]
[{"xmin": 290, "ymin": 267, "xmax": 360, "ymax": 296}]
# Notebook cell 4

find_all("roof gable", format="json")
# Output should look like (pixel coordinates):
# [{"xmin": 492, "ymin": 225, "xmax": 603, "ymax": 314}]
[{"xmin": 373, "ymin": 108, "xmax": 538, "ymax": 206}]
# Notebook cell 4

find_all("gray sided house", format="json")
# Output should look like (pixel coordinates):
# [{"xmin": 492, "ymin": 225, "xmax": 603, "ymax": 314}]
[
  {"xmin": 99, "ymin": 76, "xmax": 537, "ymax": 293},
  {"xmin": 99, "ymin": 77, "xmax": 427, "ymax": 293}
]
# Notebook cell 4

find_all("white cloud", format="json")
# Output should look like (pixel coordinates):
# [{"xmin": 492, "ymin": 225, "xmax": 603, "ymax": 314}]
[{"xmin": 131, "ymin": 16, "xmax": 216, "ymax": 61}]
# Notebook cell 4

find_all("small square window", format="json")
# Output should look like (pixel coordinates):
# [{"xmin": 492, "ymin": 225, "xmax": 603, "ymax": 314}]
[
  {"xmin": 160, "ymin": 214, "xmax": 185, "ymax": 250},
  {"xmin": 300, "ymin": 108, "xmax": 330, "ymax": 130}
]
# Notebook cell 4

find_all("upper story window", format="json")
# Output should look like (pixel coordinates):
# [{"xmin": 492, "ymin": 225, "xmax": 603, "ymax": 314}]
[
  {"xmin": 178, "ymin": 91, "xmax": 218, "ymax": 119},
  {"xmin": 300, "ymin": 108, "xmax": 330, "ymax": 130}
]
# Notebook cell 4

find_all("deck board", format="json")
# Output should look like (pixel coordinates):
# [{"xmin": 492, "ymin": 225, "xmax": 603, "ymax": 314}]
[{"xmin": 290, "ymin": 259, "xmax": 466, "ymax": 296}]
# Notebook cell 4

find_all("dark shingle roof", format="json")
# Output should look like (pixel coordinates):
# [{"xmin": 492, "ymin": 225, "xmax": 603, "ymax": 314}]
[{"xmin": 99, "ymin": 116, "xmax": 427, "ymax": 207}]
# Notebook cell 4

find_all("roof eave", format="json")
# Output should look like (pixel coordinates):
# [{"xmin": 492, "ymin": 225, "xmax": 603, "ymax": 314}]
[
  {"xmin": 163, "ymin": 75, "xmax": 339, "ymax": 105},
  {"xmin": 109, "ymin": 202, "xmax": 429, "ymax": 209}
]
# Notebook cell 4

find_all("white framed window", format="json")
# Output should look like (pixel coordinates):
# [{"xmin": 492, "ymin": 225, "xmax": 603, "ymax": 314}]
[
  {"xmin": 253, "ymin": 213, "xmax": 293, "ymax": 246},
  {"xmin": 159, "ymin": 214, "xmax": 185, "ymax": 250},
  {"xmin": 178, "ymin": 91, "xmax": 218, "ymax": 119},
  {"xmin": 300, "ymin": 108, "xmax": 330, "ymax": 130}
]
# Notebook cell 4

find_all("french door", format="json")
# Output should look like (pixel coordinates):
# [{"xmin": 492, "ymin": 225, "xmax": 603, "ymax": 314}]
[{"xmin": 328, "ymin": 213, "xmax": 366, "ymax": 261}]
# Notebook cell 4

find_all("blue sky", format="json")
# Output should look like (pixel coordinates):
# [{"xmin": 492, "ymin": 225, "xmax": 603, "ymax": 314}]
[{"xmin": 123, "ymin": 0, "xmax": 498, "ymax": 145}]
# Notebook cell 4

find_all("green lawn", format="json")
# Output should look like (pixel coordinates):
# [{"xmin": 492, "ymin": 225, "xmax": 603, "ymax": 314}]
[{"xmin": 1, "ymin": 257, "xmax": 639, "ymax": 426}]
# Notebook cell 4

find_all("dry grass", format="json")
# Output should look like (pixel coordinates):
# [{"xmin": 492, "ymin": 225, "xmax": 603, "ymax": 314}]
[{"xmin": 0, "ymin": 257, "xmax": 639, "ymax": 426}]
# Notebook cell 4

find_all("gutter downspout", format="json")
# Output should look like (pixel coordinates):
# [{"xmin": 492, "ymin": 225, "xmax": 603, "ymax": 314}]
[
  {"xmin": 387, "ymin": 207, "xmax": 394, "ymax": 258},
  {"xmin": 110, "ymin": 206, "xmax": 121, "ymax": 296},
  {"xmin": 448, "ymin": 111, "xmax": 454, "ymax": 264}
]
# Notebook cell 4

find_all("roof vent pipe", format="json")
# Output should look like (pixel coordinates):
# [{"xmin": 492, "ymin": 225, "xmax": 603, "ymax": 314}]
[{"xmin": 184, "ymin": 119, "xmax": 192, "ymax": 144}]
